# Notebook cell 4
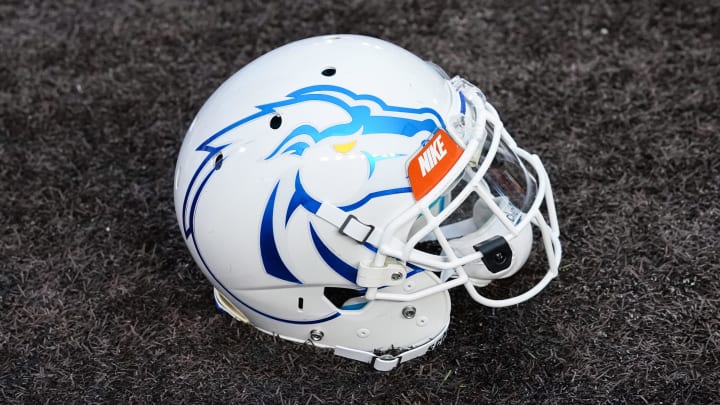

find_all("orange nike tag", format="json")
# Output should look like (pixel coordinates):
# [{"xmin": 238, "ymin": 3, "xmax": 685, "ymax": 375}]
[{"xmin": 407, "ymin": 129, "xmax": 464, "ymax": 200}]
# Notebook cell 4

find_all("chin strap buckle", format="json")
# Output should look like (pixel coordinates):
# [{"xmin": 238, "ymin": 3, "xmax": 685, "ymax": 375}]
[
  {"xmin": 316, "ymin": 203, "xmax": 378, "ymax": 244},
  {"xmin": 339, "ymin": 214, "xmax": 375, "ymax": 244}
]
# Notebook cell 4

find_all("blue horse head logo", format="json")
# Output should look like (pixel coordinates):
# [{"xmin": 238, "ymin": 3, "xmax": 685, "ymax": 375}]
[{"xmin": 183, "ymin": 85, "xmax": 446, "ymax": 286}]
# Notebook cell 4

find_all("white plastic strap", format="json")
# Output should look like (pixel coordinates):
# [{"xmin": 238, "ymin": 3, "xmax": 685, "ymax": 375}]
[{"xmin": 316, "ymin": 202, "xmax": 378, "ymax": 244}]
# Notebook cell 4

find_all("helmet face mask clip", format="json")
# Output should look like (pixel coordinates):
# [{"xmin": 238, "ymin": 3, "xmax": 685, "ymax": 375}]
[{"xmin": 174, "ymin": 34, "xmax": 562, "ymax": 371}]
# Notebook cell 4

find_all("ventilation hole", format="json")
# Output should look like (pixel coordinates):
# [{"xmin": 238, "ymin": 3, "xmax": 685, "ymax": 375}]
[
  {"xmin": 270, "ymin": 114, "xmax": 282, "ymax": 129},
  {"xmin": 323, "ymin": 287, "xmax": 363, "ymax": 309},
  {"xmin": 321, "ymin": 67, "xmax": 336, "ymax": 77},
  {"xmin": 214, "ymin": 153, "xmax": 223, "ymax": 170},
  {"xmin": 297, "ymin": 297, "xmax": 304, "ymax": 310}
]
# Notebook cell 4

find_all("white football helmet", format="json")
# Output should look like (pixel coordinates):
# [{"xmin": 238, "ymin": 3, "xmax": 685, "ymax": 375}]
[{"xmin": 174, "ymin": 35, "xmax": 561, "ymax": 371}]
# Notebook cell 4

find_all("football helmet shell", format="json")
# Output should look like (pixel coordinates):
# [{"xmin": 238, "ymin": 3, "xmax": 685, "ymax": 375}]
[{"xmin": 173, "ymin": 35, "xmax": 561, "ymax": 370}]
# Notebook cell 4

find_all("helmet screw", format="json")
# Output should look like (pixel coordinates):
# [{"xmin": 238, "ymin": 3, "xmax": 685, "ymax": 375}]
[
  {"xmin": 495, "ymin": 252, "xmax": 507, "ymax": 264},
  {"xmin": 402, "ymin": 306, "xmax": 416, "ymax": 319},
  {"xmin": 391, "ymin": 272, "xmax": 403, "ymax": 281},
  {"xmin": 309, "ymin": 329, "xmax": 324, "ymax": 341}
]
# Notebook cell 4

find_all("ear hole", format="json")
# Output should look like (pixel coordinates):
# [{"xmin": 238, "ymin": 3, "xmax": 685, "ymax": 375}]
[
  {"xmin": 297, "ymin": 297, "xmax": 304, "ymax": 310},
  {"xmin": 321, "ymin": 67, "xmax": 336, "ymax": 77},
  {"xmin": 214, "ymin": 153, "xmax": 223, "ymax": 170},
  {"xmin": 270, "ymin": 115, "xmax": 282, "ymax": 129},
  {"xmin": 323, "ymin": 287, "xmax": 362, "ymax": 309}
]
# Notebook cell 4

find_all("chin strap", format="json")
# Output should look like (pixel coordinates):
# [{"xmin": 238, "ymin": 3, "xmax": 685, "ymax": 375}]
[{"xmin": 334, "ymin": 325, "xmax": 448, "ymax": 371}]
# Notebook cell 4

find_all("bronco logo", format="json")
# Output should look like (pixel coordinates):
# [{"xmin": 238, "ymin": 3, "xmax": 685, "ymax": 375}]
[{"xmin": 182, "ymin": 85, "xmax": 447, "ymax": 286}]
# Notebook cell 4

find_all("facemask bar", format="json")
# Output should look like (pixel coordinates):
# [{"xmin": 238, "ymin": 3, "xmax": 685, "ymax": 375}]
[{"xmin": 364, "ymin": 77, "xmax": 561, "ymax": 307}]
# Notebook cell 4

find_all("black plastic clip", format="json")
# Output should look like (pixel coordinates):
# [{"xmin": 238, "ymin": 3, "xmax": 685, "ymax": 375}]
[{"xmin": 475, "ymin": 236, "xmax": 513, "ymax": 273}]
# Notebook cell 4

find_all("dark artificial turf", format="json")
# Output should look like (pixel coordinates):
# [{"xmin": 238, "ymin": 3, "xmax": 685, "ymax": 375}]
[{"xmin": 1, "ymin": 0, "xmax": 719, "ymax": 403}]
